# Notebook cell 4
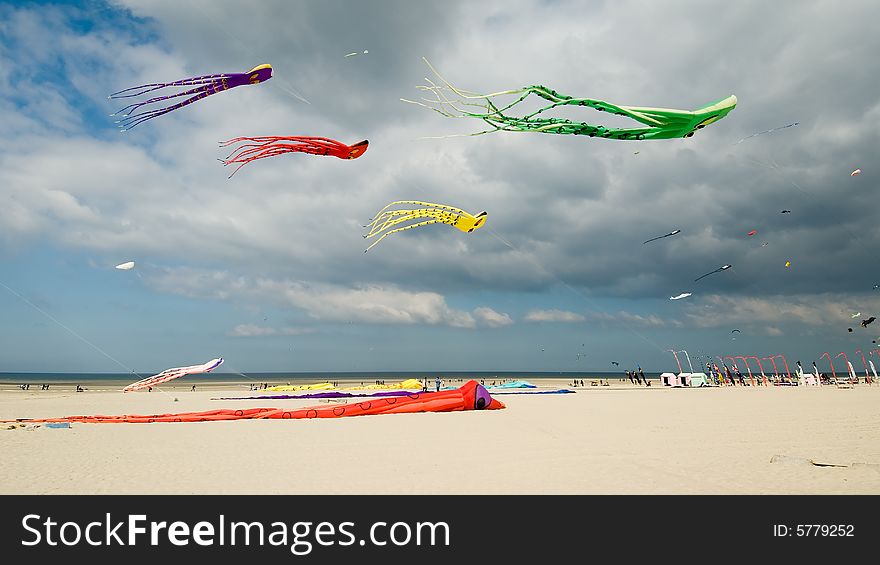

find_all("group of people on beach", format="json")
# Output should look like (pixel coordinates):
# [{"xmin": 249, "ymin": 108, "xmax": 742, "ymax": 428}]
[
  {"xmin": 18, "ymin": 384, "xmax": 52, "ymax": 390},
  {"xmin": 571, "ymin": 379, "xmax": 610, "ymax": 387}
]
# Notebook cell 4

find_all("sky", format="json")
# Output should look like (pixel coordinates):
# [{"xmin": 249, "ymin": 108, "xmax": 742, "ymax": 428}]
[{"xmin": 1, "ymin": 0, "xmax": 878, "ymax": 374}]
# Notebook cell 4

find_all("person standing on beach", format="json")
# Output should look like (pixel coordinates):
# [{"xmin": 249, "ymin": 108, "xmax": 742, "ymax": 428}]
[
  {"xmin": 639, "ymin": 367, "xmax": 648, "ymax": 386},
  {"xmin": 435, "ymin": 376, "xmax": 441, "ymax": 392}
]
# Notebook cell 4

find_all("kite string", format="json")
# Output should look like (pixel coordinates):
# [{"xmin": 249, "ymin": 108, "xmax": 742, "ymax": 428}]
[
  {"xmin": 2, "ymin": 278, "xmax": 262, "ymax": 396},
  {"xmin": 734, "ymin": 122, "xmax": 799, "ymax": 145},
  {"xmin": 0, "ymin": 279, "xmax": 145, "ymax": 379},
  {"xmin": 190, "ymin": 2, "xmax": 310, "ymax": 105},
  {"xmin": 486, "ymin": 228, "xmax": 671, "ymax": 362},
  {"xmin": 1, "ymin": 279, "xmax": 185, "ymax": 399}
]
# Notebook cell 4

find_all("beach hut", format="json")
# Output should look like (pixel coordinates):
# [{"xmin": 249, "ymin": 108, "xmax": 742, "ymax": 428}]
[
  {"xmin": 687, "ymin": 372, "xmax": 710, "ymax": 387},
  {"xmin": 660, "ymin": 372, "xmax": 683, "ymax": 387}
]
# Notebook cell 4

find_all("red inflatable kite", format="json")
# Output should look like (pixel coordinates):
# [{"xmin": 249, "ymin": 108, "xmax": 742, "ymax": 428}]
[
  {"xmin": 2, "ymin": 380, "xmax": 503, "ymax": 424},
  {"xmin": 219, "ymin": 136, "xmax": 368, "ymax": 178}
]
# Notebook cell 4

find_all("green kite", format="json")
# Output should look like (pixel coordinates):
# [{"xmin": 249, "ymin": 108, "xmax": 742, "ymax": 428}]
[{"xmin": 403, "ymin": 58, "xmax": 736, "ymax": 140}]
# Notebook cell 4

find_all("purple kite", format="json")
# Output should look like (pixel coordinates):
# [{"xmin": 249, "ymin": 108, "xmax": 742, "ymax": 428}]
[
  {"xmin": 109, "ymin": 64, "xmax": 273, "ymax": 131},
  {"xmin": 212, "ymin": 390, "xmax": 415, "ymax": 401}
]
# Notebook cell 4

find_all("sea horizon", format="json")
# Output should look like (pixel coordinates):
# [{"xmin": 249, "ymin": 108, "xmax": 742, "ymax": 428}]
[{"xmin": 0, "ymin": 370, "xmax": 652, "ymax": 386}]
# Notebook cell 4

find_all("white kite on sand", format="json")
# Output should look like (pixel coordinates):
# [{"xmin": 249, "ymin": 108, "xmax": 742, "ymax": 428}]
[
  {"xmin": 670, "ymin": 293, "xmax": 692, "ymax": 300},
  {"xmin": 115, "ymin": 261, "xmax": 135, "ymax": 270},
  {"xmin": 123, "ymin": 358, "xmax": 224, "ymax": 392}
]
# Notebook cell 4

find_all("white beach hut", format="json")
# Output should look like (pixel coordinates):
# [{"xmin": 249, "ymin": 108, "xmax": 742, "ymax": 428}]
[{"xmin": 687, "ymin": 372, "xmax": 710, "ymax": 387}]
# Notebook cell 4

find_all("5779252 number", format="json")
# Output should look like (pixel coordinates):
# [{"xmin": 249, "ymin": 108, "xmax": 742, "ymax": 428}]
[{"xmin": 773, "ymin": 525, "xmax": 855, "ymax": 537}]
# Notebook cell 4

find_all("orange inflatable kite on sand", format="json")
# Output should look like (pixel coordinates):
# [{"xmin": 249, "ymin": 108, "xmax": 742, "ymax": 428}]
[{"xmin": 2, "ymin": 380, "xmax": 504, "ymax": 424}]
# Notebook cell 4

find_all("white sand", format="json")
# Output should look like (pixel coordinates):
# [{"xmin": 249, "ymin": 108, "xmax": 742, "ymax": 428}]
[{"xmin": 1, "ymin": 380, "xmax": 878, "ymax": 494}]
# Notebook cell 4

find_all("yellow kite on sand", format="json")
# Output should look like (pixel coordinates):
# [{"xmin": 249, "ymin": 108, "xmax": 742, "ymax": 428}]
[
  {"xmin": 348, "ymin": 379, "xmax": 424, "ymax": 390},
  {"xmin": 266, "ymin": 382, "xmax": 335, "ymax": 392}
]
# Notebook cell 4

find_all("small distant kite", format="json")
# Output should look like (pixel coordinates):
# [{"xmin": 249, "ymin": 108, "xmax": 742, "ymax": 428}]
[
  {"xmin": 735, "ymin": 122, "xmax": 798, "ymax": 144},
  {"xmin": 761, "ymin": 242, "xmax": 769, "ymax": 247},
  {"xmin": 364, "ymin": 200, "xmax": 487, "ymax": 252},
  {"xmin": 611, "ymin": 361, "xmax": 620, "ymax": 366},
  {"xmin": 123, "ymin": 358, "xmax": 224, "ymax": 392},
  {"xmin": 345, "ymin": 50, "xmax": 369, "ymax": 57},
  {"xmin": 218, "ymin": 136, "xmax": 368, "ymax": 178},
  {"xmin": 670, "ymin": 293, "xmax": 692, "ymax": 300},
  {"xmin": 115, "ymin": 261, "xmax": 135, "ymax": 270},
  {"xmin": 403, "ymin": 58, "xmax": 737, "ymax": 140},
  {"xmin": 731, "ymin": 329, "xmax": 741, "ymax": 334},
  {"xmin": 852, "ymin": 312, "xmax": 862, "ymax": 318},
  {"xmin": 109, "ymin": 64, "xmax": 273, "ymax": 131},
  {"xmin": 861, "ymin": 317, "xmax": 876, "ymax": 328},
  {"xmin": 747, "ymin": 230, "xmax": 757, "ymax": 236},
  {"xmin": 785, "ymin": 261, "xmax": 791, "ymax": 268},
  {"xmin": 694, "ymin": 264, "xmax": 732, "ymax": 282},
  {"xmin": 851, "ymin": 169, "xmax": 861, "ymax": 177},
  {"xmin": 874, "ymin": 284, "xmax": 879, "ymax": 290},
  {"xmin": 644, "ymin": 229, "xmax": 681, "ymax": 244},
  {"xmin": 780, "ymin": 210, "xmax": 791, "ymax": 214},
  {"xmin": 848, "ymin": 328, "xmax": 854, "ymax": 333}
]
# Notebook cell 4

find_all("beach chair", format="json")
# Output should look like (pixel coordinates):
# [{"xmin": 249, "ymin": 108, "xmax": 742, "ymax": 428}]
[{"xmin": 833, "ymin": 374, "xmax": 853, "ymax": 389}]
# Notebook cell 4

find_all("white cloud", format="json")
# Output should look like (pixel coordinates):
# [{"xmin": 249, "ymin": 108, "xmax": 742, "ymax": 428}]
[
  {"xmin": 524, "ymin": 309, "xmax": 585, "ymax": 323},
  {"xmin": 147, "ymin": 267, "xmax": 515, "ymax": 329},
  {"xmin": 227, "ymin": 324, "xmax": 275, "ymax": 337},
  {"xmin": 683, "ymin": 294, "xmax": 880, "ymax": 327},
  {"xmin": 585, "ymin": 311, "xmax": 670, "ymax": 328},
  {"xmin": 473, "ymin": 307, "xmax": 514, "ymax": 327},
  {"xmin": 227, "ymin": 324, "xmax": 315, "ymax": 337}
]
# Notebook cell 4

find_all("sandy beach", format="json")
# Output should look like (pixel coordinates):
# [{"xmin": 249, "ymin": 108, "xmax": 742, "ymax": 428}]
[{"xmin": 1, "ymin": 379, "xmax": 878, "ymax": 495}]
